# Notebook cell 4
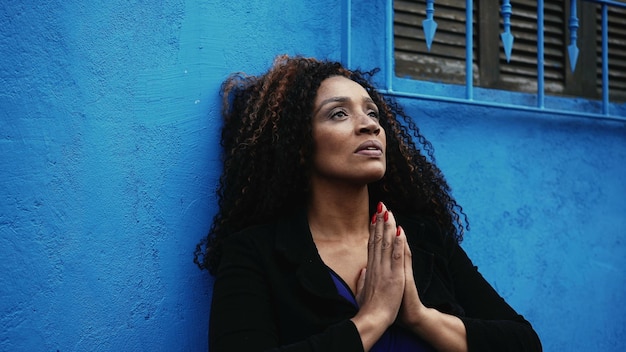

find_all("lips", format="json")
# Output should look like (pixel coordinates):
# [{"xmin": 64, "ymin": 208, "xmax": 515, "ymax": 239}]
[{"xmin": 354, "ymin": 140, "xmax": 384, "ymax": 156}]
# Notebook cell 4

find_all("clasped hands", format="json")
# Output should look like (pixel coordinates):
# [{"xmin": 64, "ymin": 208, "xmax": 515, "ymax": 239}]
[{"xmin": 354, "ymin": 202, "xmax": 427, "ymax": 332}]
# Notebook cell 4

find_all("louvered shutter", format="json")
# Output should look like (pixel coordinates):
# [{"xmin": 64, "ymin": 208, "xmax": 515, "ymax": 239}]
[
  {"xmin": 597, "ymin": 5, "xmax": 626, "ymax": 101},
  {"xmin": 394, "ymin": 0, "xmax": 475, "ymax": 85},
  {"xmin": 497, "ymin": 1, "xmax": 565, "ymax": 94},
  {"xmin": 393, "ymin": 0, "xmax": 626, "ymax": 102}
]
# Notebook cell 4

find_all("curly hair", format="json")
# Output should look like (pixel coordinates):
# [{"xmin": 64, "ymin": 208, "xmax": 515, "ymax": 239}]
[{"xmin": 194, "ymin": 55, "xmax": 468, "ymax": 274}]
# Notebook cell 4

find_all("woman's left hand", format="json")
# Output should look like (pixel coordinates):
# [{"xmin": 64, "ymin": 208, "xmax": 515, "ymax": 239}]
[
  {"xmin": 396, "ymin": 228, "xmax": 469, "ymax": 351},
  {"xmin": 397, "ymin": 228, "xmax": 428, "ymax": 330}
]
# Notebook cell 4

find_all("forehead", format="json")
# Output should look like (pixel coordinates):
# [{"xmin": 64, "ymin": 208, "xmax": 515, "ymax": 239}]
[{"xmin": 315, "ymin": 76, "xmax": 371, "ymax": 103}]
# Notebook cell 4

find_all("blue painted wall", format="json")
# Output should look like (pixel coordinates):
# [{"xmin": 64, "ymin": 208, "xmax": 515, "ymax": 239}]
[{"xmin": 1, "ymin": 1, "xmax": 624, "ymax": 351}]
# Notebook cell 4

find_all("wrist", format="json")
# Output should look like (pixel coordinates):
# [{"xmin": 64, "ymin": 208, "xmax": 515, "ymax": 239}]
[
  {"xmin": 351, "ymin": 311, "xmax": 394, "ymax": 350},
  {"xmin": 400, "ymin": 298, "xmax": 428, "ymax": 324},
  {"xmin": 405, "ymin": 308, "xmax": 468, "ymax": 352},
  {"xmin": 402, "ymin": 305, "xmax": 434, "ymax": 334}
]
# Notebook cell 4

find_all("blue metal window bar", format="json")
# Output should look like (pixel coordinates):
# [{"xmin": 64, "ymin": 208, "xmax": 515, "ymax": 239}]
[{"xmin": 371, "ymin": 0, "xmax": 626, "ymax": 121}]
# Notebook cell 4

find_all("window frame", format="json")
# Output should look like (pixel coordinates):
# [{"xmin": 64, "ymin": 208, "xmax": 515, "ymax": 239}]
[{"xmin": 343, "ymin": 0, "xmax": 626, "ymax": 120}]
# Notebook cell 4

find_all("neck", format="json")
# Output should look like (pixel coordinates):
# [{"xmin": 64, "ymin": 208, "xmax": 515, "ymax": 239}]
[{"xmin": 307, "ymin": 179, "xmax": 372, "ymax": 242}]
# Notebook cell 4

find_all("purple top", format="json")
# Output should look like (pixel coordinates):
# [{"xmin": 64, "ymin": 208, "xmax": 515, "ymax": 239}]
[{"xmin": 328, "ymin": 269, "xmax": 435, "ymax": 352}]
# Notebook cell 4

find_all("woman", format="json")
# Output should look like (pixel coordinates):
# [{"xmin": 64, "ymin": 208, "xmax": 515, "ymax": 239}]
[{"xmin": 194, "ymin": 55, "xmax": 542, "ymax": 351}]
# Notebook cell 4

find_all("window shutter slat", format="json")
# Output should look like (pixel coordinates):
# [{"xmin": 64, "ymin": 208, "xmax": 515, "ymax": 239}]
[
  {"xmin": 393, "ymin": 0, "xmax": 624, "ymax": 101},
  {"xmin": 596, "ymin": 5, "xmax": 626, "ymax": 100},
  {"xmin": 394, "ymin": 0, "xmax": 470, "ymax": 85}
]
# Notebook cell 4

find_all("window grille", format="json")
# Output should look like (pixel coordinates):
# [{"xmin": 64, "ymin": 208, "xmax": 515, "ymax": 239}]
[{"xmin": 365, "ymin": 0, "xmax": 626, "ymax": 119}]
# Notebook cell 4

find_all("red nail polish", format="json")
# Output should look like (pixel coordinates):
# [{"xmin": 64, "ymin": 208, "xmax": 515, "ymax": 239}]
[
  {"xmin": 384, "ymin": 211, "xmax": 389, "ymax": 222},
  {"xmin": 377, "ymin": 202, "xmax": 383, "ymax": 214},
  {"xmin": 371, "ymin": 214, "xmax": 377, "ymax": 224},
  {"xmin": 396, "ymin": 226, "xmax": 402, "ymax": 236}
]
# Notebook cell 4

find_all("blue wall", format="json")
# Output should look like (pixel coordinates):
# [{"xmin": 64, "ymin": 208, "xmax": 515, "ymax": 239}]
[{"xmin": 1, "ymin": 1, "xmax": 624, "ymax": 351}]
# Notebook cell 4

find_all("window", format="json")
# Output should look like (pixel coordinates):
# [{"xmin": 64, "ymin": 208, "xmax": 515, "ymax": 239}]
[{"xmin": 394, "ymin": 0, "xmax": 626, "ymax": 102}]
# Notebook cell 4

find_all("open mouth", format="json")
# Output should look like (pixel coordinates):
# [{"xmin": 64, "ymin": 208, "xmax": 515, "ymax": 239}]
[{"xmin": 355, "ymin": 140, "xmax": 384, "ymax": 156}]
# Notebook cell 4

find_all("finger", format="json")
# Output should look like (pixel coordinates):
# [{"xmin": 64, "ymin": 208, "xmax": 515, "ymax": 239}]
[
  {"xmin": 404, "ymin": 235, "xmax": 412, "ymax": 257},
  {"xmin": 391, "ymin": 225, "xmax": 405, "ymax": 270},
  {"xmin": 367, "ymin": 213, "xmax": 376, "ymax": 268},
  {"xmin": 368, "ymin": 202, "xmax": 386, "ymax": 267},
  {"xmin": 401, "ymin": 229, "xmax": 415, "ymax": 280},
  {"xmin": 380, "ymin": 210, "xmax": 397, "ymax": 264}
]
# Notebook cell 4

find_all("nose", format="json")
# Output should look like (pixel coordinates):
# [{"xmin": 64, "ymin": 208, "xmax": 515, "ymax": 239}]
[{"xmin": 358, "ymin": 115, "xmax": 381, "ymax": 135}]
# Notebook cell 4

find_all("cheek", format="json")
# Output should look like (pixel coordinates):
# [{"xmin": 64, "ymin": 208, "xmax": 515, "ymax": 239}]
[
  {"xmin": 381, "ymin": 127, "xmax": 387, "ymax": 146},
  {"xmin": 311, "ymin": 129, "xmax": 347, "ymax": 171},
  {"xmin": 312, "ymin": 125, "xmax": 346, "ymax": 151},
  {"xmin": 312, "ymin": 138, "xmax": 340, "ymax": 165}
]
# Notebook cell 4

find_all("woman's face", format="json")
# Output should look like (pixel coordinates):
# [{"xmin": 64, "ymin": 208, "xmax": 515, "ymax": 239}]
[{"xmin": 309, "ymin": 76, "xmax": 386, "ymax": 186}]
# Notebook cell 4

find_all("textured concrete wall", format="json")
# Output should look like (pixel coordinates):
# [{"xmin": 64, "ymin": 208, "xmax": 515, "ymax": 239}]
[
  {"xmin": 0, "ymin": 1, "xmax": 340, "ymax": 351},
  {"xmin": 1, "ymin": 1, "xmax": 625, "ymax": 351},
  {"xmin": 402, "ymin": 102, "xmax": 626, "ymax": 351}
]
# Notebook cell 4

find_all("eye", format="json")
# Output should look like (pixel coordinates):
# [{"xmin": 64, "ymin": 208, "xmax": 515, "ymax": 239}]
[
  {"xmin": 330, "ymin": 109, "xmax": 348, "ymax": 120},
  {"xmin": 368, "ymin": 110, "xmax": 380, "ymax": 119}
]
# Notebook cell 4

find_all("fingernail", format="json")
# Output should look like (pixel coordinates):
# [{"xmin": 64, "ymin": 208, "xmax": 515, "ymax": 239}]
[
  {"xmin": 396, "ymin": 226, "xmax": 402, "ymax": 236},
  {"xmin": 384, "ymin": 211, "xmax": 389, "ymax": 222},
  {"xmin": 371, "ymin": 214, "xmax": 377, "ymax": 224},
  {"xmin": 377, "ymin": 202, "xmax": 383, "ymax": 214}
]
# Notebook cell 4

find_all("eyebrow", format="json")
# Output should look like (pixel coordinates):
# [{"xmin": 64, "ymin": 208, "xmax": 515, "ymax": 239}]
[{"xmin": 314, "ymin": 96, "xmax": 376, "ymax": 114}]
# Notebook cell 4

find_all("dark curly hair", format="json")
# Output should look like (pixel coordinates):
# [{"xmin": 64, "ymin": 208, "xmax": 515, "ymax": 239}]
[{"xmin": 194, "ymin": 55, "xmax": 468, "ymax": 274}]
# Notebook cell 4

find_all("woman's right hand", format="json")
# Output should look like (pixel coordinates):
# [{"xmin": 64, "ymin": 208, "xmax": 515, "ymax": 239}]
[{"xmin": 351, "ymin": 202, "xmax": 406, "ymax": 350}]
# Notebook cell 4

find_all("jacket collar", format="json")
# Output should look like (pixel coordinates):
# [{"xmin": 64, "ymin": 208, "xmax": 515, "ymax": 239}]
[{"xmin": 274, "ymin": 209, "xmax": 341, "ymax": 301}]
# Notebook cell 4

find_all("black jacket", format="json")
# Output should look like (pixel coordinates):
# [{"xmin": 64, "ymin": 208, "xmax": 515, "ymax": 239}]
[{"xmin": 209, "ymin": 210, "xmax": 542, "ymax": 351}]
